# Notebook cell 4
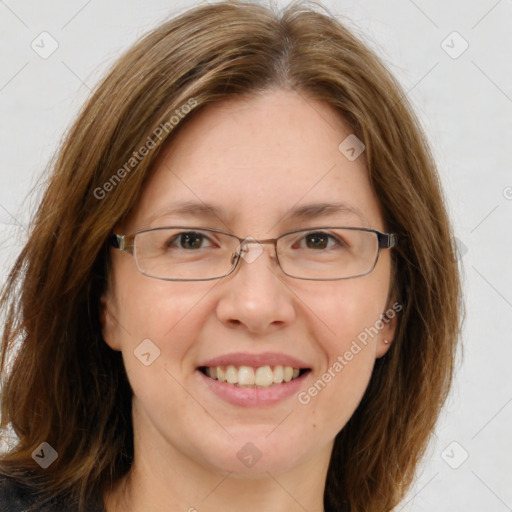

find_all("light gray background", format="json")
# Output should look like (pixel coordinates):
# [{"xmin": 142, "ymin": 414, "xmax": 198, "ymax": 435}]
[{"xmin": 1, "ymin": 1, "xmax": 511, "ymax": 510}]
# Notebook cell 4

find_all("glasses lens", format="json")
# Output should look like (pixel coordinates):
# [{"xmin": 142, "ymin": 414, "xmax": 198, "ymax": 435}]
[
  {"xmin": 133, "ymin": 228, "xmax": 237, "ymax": 280},
  {"xmin": 277, "ymin": 228, "xmax": 379, "ymax": 279},
  {"xmin": 131, "ymin": 227, "xmax": 381, "ymax": 281}
]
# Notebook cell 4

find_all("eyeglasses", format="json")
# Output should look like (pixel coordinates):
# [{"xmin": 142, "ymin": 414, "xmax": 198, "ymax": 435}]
[{"xmin": 110, "ymin": 226, "xmax": 396, "ymax": 281}]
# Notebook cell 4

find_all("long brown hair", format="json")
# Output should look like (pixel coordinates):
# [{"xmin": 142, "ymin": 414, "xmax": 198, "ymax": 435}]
[{"xmin": 0, "ymin": 2, "xmax": 462, "ymax": 511}]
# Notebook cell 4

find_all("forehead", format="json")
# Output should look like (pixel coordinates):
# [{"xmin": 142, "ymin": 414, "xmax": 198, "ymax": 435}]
[{"xmin": 127, "ymin": 89, "xmax": 384, "ymax": 234}]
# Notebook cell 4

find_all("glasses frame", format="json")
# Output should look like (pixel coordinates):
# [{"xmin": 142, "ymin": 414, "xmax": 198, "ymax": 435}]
[{"xmin": 110, "ymin": 226, "xmax": 397, "ymax": 281}]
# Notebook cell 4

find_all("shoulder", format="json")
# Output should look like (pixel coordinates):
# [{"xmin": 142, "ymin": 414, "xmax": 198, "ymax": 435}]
[
  {"xmin": 0, "ymin": 474, "xmax": 106, "ymax": 512},
  {"xmin": 0, "ymin": 473, "xmax": 36, "ymax": 512}
]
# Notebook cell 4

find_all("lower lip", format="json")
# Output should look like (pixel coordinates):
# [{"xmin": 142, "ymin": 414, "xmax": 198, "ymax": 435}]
[{"xmin": 196, "ymin": 369, "xmax": 310, "ymax": 407}]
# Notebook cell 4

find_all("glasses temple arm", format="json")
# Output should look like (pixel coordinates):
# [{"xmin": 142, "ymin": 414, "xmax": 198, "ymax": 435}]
[
  {"xmin": 110, "ymin": 234, "xmax": 125, "ymax": 250},
  {"xmin": 378, "ymin": 232, "xmax": 397, "ymax": 249}
]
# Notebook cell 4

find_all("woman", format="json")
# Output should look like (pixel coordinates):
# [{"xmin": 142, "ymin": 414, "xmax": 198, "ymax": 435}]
[{"xmin": 0, "ymin": 1, "xmax": 461, "ymax": 511}]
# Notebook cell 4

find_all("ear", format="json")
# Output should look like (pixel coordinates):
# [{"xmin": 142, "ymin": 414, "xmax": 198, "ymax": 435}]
[
  {"xmin": 375, "ymin": 302, "xmax": 400, "ymax": 358},
  {"xmin": 99, "ymin": 289, "xmax": 122, "ymax": 351}
]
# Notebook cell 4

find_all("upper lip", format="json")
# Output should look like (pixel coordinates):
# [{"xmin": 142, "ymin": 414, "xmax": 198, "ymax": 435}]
[{"xmin": 198, "ymin": 352, "xmax": 311, "ymax": 369}]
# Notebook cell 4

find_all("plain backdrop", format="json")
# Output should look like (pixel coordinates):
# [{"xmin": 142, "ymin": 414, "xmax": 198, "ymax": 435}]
[{"xmin": 1, "ymin": 1, "xmax": 511, "ymax": 510}]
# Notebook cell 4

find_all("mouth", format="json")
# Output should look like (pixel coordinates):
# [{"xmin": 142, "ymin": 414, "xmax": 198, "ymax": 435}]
[{"xmin": 197, "ymin": 365, "xmax": 311, "ymax": 389}]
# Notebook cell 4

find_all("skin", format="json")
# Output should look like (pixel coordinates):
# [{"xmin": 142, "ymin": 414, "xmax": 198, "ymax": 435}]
[{"xmin": 101, "ymin": 89, "xmax": 396, "ymax": 512}]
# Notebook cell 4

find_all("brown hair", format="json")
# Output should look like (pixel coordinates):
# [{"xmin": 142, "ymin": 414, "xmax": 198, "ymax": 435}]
[{"xmin": 0, "ymin": 2, "xmax": 461, "ymax": 511}]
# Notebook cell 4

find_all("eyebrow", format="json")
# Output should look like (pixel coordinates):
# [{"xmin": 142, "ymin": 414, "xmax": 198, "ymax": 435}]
[{"xmin": 149, "ymin": 200, "xmax": 366, "ymax": 226}]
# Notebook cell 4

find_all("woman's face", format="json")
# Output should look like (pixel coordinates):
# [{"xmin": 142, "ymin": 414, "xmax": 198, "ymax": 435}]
[{"xmin": 101, "ymin": 89, "xmax": 396, "ymax": 479}]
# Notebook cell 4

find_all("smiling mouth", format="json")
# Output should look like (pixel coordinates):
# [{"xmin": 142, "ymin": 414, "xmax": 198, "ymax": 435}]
[{"xmin": 198, "ymin": 365, "xmax": 311, "ymax": 388}]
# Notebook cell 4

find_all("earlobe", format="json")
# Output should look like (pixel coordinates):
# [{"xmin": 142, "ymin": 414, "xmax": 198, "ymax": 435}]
[
  {"xmin": 376, "ymin": 334, "xmax": 394, "ymax": 358},
  {"xmin": 375, "ymin": 306, "xmax": 398, "ymax": 358},
  {"xmin": 99, "ymin": 291, "xmax": 122, "ymax": 351}
]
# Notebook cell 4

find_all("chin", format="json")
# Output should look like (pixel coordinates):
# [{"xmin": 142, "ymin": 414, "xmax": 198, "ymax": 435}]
[{"xmin": 194, "ymin": 431, "xmax": 312, "ymax": 477}]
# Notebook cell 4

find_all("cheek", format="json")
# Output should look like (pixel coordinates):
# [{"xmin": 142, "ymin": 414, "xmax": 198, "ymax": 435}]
[
  {"xmin": 113, "ymin": 282, "xmax": 210, "ymax": 424},
  {"xmin": 303, "ymin": 271, "xmax": 389, "ymax": 349},
  {"xmin": 293, "ymin": 276, "xmax": 387, "ymax": 432},
  {"xmin": 115, "ymin": 267, "xmax": 205, "ymax": 338},
  {"xmin": 111, "ymin": 270, "xmax": 214, "ymax": 387},
  {"xmin": 300, "ymin": 352, "xmax": 375, "ymax": 441},
  {"xmin": 298, "ymin": 312, "xmax": 378, "ymax": 439}
]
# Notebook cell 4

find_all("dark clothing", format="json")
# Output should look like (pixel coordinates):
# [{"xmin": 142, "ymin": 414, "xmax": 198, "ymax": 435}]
[{"xmin": 0, "ymin": 475, "xmax": 106, "ymax": 512}]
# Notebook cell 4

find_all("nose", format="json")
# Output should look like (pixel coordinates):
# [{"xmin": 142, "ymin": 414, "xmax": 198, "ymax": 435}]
[{"xmin": 215, "ymin": 241, "xmax": 296, "ymax": 334}]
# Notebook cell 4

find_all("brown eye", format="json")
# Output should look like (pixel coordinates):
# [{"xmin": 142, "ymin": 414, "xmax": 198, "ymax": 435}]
[
  {"xmin": 168, "ymin": 232, "xmax": 209, "ymax": 250},
  {"xmin": 304, "ymin": 232, "xmax": 330, "ymax": 249},
  {"xmin": 299, "ymin": 232, "xmax": 342, "ymax": 250}
]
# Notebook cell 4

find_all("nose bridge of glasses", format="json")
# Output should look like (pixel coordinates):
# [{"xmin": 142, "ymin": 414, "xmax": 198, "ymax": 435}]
[{"xmin": 231, "ymin": 236, "xmax": 277, "ymax": 266}]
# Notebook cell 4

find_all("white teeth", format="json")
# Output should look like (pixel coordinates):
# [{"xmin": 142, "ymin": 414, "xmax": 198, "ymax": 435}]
[
  {"xmin": 273, "ymin": 365, "xmax": 284, "ymax": 383},
  {"xmin": 238, "ymin": 366, "xmax": 255, "ymax": 386},
  {"xmin": 283, "ymin": 366, "xmax": 293, "ymax": 382},
  {"xmin": 203, "ymin": 364, "xmax": 305, "ymax": 388},
  {"xmin": 255, "ymin": 366, "xmax": 273, "ymax": 387},
  {"xmin": 226, "ymin": 365, "xmax": 238, "ymax": 384}
]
